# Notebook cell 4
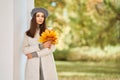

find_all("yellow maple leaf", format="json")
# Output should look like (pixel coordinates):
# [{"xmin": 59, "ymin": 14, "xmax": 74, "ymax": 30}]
[{"xmin": 38, "ymin": 29, "xmax": 58, "ymax": 44}]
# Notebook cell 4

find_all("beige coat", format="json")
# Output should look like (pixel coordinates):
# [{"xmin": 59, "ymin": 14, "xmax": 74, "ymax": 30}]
[{"xmin": 22, "ymin": 29, "xmax": 58, "ymax": 80}]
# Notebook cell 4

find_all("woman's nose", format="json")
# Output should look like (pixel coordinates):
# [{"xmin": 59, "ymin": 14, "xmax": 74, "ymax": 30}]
[{"xmin": 39, "ymin": 17, "xmax": 42, "ymax": 19}]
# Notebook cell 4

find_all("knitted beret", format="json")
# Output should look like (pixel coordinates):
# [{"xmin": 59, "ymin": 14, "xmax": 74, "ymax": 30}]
[{"xmin": 31, "ymin": 7, "xmax": 49, "ymax": 18}]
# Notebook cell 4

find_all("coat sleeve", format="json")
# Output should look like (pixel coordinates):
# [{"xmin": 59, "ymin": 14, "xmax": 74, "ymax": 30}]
[
  {"xmin": 22, "ymin": 33, "xmax": 56, "ymax": 57},
  {"xmin": 36, "ymin": 44, "xmax": 56, "ymax": 57},
  {"xmin": 22, "ymin": 34, "xmax": 40, "ymax": 54}
]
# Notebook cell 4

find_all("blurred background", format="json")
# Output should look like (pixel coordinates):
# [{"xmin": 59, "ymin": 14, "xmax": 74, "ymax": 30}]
[{"xmin": 35, "ymin": 0, "xmax": 120, "ymax": 80}]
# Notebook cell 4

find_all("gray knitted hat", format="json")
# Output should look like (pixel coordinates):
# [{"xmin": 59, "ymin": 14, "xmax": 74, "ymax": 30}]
[{"xmin": 31, "ymin": 7, "xmax": 49, "ymax": 18}]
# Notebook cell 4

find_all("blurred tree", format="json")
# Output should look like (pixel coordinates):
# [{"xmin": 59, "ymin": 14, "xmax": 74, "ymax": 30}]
[{"xmin": 35, "ymin": 0, "xmax": 120, "ymax": 50}]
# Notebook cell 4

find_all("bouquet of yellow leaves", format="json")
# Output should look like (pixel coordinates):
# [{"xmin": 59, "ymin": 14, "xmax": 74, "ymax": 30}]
[{"xmin": 38, "ymin": 29, "xmax": 58, "ymax": 44}]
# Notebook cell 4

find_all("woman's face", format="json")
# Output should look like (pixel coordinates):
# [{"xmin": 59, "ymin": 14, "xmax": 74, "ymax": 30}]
[{"xmin": 36, "ymin": 12, "xmax": 45, "ymax": 25}]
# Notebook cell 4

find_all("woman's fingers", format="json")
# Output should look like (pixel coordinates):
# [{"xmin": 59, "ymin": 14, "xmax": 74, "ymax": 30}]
[
  {"xmin": 43, "ymin": 40, "xmax": 52, "ymax": 48},
  {"xmin": 26, "ymin": 53, "xmax": 32, "ymax": 59}
]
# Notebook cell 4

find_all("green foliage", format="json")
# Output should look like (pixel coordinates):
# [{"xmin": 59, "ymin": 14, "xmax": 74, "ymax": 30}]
[
  {"xmin": 54, "ymin": 49, "xmax": 69, "ymax": 61},
  {"xmin": 35, "ymin": 0, "xmax": 120, "ymax": 61},
  {"xmin": 35, "ymin": 0, "xmax": 120, "ymax": 49},
  {"xmin": 54, "ymin": 46, "xmax": 120, "ymax": 62}
]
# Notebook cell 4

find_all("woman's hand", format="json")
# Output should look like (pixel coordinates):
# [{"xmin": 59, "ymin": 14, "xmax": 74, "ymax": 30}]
[
  {"xmin": 43, "ymin": 40, "xmax": 52, "ymax": 48},
  {"xmin": 26, "ymin": 53, "xmax": 32, "ymax": 59}
]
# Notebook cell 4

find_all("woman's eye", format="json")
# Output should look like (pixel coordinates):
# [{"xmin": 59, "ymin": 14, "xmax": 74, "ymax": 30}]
[
  {"xmin": 36, "ymin": 15, "xmax": 40, "ymax": 17},
  {"xmin": 41, "ymin": 15, "xmax": 44, "ymax": 18}
]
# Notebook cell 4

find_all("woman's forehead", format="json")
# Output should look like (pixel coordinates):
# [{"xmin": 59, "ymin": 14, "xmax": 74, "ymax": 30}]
[{"xmin": 36, "ymin": 12, "xmax": 44, "ymax": 16}]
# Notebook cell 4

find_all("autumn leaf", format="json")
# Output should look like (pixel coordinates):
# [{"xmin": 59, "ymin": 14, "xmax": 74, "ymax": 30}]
[{"xmin": 38, "ymin": 29, "xmax": 58, "ymax": 44}]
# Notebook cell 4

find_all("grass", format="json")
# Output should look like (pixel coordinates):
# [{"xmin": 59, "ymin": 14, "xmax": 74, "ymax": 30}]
[{"xmin": 56, "ymin": 61, "xmax": 120, "ymax": 80}]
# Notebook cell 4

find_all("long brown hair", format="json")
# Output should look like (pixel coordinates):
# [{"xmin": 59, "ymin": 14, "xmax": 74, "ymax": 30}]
[{"xmin": 26, "ymin": 13, "xmax": 46, "ymax": 38}]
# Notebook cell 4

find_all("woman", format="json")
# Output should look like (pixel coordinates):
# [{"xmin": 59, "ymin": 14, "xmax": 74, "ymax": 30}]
[{"xmin": 23, "ymin": 7, "xmax": 58, "ymax": 80}]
